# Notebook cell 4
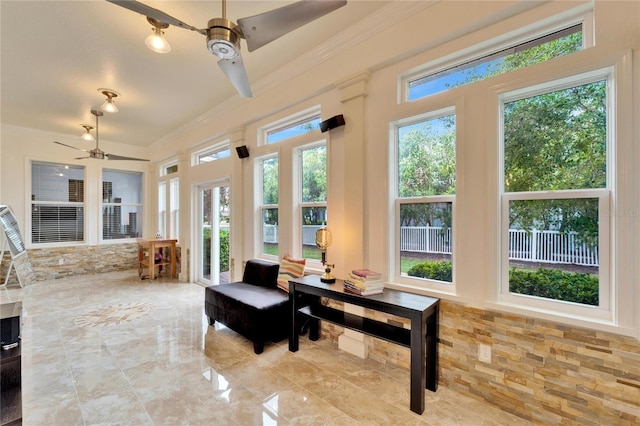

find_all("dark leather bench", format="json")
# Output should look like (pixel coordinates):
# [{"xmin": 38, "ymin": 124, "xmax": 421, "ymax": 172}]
[{"xmin": 204, "ymin": 259, "xmax": 290, "ymax": 354}]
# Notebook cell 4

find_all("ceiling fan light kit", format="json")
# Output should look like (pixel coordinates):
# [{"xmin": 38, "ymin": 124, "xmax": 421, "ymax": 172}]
[
  {"xmin": 99, "ymin": 89, "xmax": 120, "ymax": 113},
  {"xmin": 145, "ymin": 17, "xmax": 171, "ymax": 53},
  {"xmin": 80, "ymin": 125, "xmax": 95, "ymax": 141},
  {"xmin": 106, "ymin": 0, "xmax": 347, "ymax": 98},
  {"xmin": 54, "ymin": 107, "xmax": 149, "ymax": 162}
]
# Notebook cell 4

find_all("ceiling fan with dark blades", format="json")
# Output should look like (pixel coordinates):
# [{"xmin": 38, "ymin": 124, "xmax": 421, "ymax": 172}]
[
  {"xmin": 54, "ymin": 110, "xmax": 149, "ymax": 161},
  {"xmin": 106, "ymin": 0, "xmax": 347, "ymax": 98}
]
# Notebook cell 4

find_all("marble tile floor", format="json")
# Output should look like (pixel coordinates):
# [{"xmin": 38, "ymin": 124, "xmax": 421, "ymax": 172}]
[{"xmin": 1, "ymin": 271, "xmax": 532, "ymax": 425}]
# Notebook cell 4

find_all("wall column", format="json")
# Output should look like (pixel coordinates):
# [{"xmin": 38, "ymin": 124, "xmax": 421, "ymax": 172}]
[
  {"xmin": 176, "ymin": 150, "xmax": 189, "ymax": 281},
  {"xmin": 230, "ymin": 126, "xmax": 246, "ymax": 282},
  {"xmin": 334, "ymin": 72, "xmax": 370, "ymax": 358}
]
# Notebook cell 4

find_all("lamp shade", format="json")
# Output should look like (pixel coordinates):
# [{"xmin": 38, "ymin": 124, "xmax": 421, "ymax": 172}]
[
  {"xmin": 101, "ymin": 99, "xmax": 118, "ymax": 113},
  {"xmin": 315, "ymin": 227, "xmax": 332, "ymax": 251},
  {"xmin": 145, "ymin": 28, "xmax": 171, "ymax": 54}
]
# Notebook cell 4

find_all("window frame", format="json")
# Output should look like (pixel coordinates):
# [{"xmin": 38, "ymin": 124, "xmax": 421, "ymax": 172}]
[
  {"xmin": 100, "ymin": 168, "xmax": 144, "ymax": 242},
  {"xmin": 259, "ymin": 105, "xmax": 322, "ymax": 146},
  {"xmin": 399, "ymin": 7, "xmax": 593, "ymax": 103},
  {"xmin": 497, "ymin": 68, "xmax": 614, "ymax": 322},
  {"xmin": 29, "ymin": 161, "xmax": 86, "ymax": 246},
  {"xmin": 390, "ymin": 106, "xmax": 457, "ymax": 294},
  {"xmin": 296, "ymin": 141, "xmax": 328, "ymax": 264},
  {"xmin": 159, "ymin": 160, "xmax": 178, "ymax": 177},
  {"xmin": 257, "ymin": 153, "xmax": 280, "ymax": 261},
  {"xmin": 191, "ymin": 141, "xmax": 231, "ymax": 166}
]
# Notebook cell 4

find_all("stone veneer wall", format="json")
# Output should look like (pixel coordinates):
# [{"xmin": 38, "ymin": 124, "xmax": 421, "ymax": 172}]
[
  {"xmin": 1, "ymin": 243, "xmax": 181, "ymax": 283},
  {"xmin": 320, "ymin": 299, "xmax": 639, "ymax": 424}
]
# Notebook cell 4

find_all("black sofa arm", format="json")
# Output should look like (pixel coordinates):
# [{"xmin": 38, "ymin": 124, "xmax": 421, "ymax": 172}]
[{"xmin": 242, "ymin": 259, "xmax": 280, "ymax": 288}]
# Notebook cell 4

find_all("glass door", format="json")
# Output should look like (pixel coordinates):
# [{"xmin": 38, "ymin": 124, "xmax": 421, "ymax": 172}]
[{"xmin": 197, "ymin": 182, "xmax": 230, "ymax": 285}]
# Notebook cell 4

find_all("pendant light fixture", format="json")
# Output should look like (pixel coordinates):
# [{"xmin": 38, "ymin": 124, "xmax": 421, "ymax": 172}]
[
  {"xmin": 99, "ymin": 89, "xmax": 120, "ymax": 113},
  {"xmin": 80, "ymin": 124, "xmax": 95, "ymax": 141},
  {"xmin": 145, "ymin": 17, "xmax": 171, "ymax": 54}
]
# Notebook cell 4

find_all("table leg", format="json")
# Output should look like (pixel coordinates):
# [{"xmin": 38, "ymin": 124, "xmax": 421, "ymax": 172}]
[
  {"xmin": 138, "ymin": 245, "xmax": 143, "ymax": 277},
  {"xmin": 410, "ymin": 314, "xmax": 427, "ymax": 414},
  {"xmin": 170, "ymin": 243, "xmax": 176, "ymax": 278},
  {"xmin": 289, "ymin": 285, "xmax": 299, "ymax": 352},
  {"xmin": 149, "ymin": 242, "xmax": 156, "ymax": 280},
  {"xmin": 425, "ymin": 306, "xmax": 438, "ymax": 392}
]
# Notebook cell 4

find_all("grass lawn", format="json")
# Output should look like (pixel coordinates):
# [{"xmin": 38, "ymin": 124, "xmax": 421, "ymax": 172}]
[{"xmin": 263, "ymin": 243, "xmax": 322, "ymax": 261}]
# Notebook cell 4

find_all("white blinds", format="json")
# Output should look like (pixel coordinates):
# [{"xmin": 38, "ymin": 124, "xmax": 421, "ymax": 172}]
[{"xmin": 31, "ymin": 162, "xmax": 85, "ymax": 243}]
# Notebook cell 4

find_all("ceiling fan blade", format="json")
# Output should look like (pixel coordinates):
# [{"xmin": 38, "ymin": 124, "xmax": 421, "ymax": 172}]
[
  {"xmin": 54, "ymin": 141, "xmax": 90, "ymax": 152},
  {"xmin": 106, "ymin": 153, "xmax": 150, "ymax": 161},
  {"xmin": 106, "ymin": 0, "xmax": 205, "ymax": 34},
  {"xmin": 74, "ymin": 157, "xmax": 91, "ymax": 160},
  {"xmin": 218, "ymin": 55, "xmax": 253, "ymax": 98},
  {"xmin": 237, "ymin": 0, "xmax": 347, "ymax": 52}
]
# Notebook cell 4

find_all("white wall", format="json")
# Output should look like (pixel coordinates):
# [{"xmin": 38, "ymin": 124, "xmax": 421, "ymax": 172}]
[{"xmin": 0, "ymin": 124, "xmax": 149, "ymax": 246}]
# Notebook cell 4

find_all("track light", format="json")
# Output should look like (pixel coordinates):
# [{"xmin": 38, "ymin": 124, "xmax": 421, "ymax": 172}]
[
  {"xmin": 145, "ymin": 17, "xmax": 171, "ymax": 54},
  {"xmin": 80, "ymin": 125, "xmax": 94, "ymax": 141},
  {"xmin": 99, "ymin": 89, "xmax": 119, "ymax": 113}
]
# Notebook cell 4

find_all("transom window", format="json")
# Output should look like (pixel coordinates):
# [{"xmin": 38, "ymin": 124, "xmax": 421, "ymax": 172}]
[
  {"xmin": 193, "ymin": 144, "xmax": 230, "ymax": 165},
  {"xmin": 260, "ymin": 107, "xmax": 322, "ymax": 145},
  {"xmin": 407, "ymin": 24, "xmax": 583, "ymax": 101},
  {"xmin": 160, "ymin": 160, "xmax": 178, "ymax": 176}
]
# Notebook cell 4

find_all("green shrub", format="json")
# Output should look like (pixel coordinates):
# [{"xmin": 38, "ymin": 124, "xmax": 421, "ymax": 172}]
[
  {"xmin": 407, "ymin": 261, "xmax": 452, "ymax": 282},
  {"xmin": 219, "ymin": 229, "xmax": 229, "ymax": 272},
  {"xmin": 407, "ymin": 261, "xmax": 598, "ymax": 306},
  {"xmin": 202, "ymin": 227, "xmax": 230, "ymax": 273},
  {"xmin": 509, "ymin": 267, "xmax": 598, "ymax": 306}
]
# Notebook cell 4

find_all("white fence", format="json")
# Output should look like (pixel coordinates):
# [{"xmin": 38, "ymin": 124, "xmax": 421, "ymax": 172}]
[
  {"xmin": 263, "ymin": 224, "xmax": 323, "ymax": 245},
  {"xmin": 400, "ymin": 226, "xmax": 598, "ymax": 266},
  {"xmin": 261, "ymin": 224, "xmax": 599, "ymax": 267},
  {"xmin": 508, "ymin": 229, "xmax": 598, "ymax": 266}
]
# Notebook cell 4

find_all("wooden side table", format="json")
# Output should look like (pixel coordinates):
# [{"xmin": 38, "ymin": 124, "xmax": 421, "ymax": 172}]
[{"xmin": 137, "ymin": 239, "xmax": 178, "ymax": 280}]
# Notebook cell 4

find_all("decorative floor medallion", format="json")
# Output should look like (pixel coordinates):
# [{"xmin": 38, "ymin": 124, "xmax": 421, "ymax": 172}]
[{"xmin": 74, "ymin": 302, "xmax": 156, "ymax": 328}]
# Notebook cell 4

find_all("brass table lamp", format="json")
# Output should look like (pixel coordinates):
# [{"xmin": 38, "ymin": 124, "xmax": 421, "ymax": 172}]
[{"xmin": 315, "ymin": 227, "xmax": 335, "ymax": 283}]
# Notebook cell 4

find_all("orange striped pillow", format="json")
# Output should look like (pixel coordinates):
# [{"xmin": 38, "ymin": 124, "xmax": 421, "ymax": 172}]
[{"xmin": 277, "ymin": 255, "xmax": 305, "ymax": 292}]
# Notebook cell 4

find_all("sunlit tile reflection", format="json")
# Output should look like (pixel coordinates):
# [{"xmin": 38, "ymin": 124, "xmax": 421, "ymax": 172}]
[{"xmin": 8, "ymin": 271, "xmax": 532, "ymax": 426}]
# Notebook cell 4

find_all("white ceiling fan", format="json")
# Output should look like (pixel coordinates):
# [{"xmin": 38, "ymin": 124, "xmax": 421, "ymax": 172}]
[
  {"xmin": 54, "ymin": 110, "xmax": 150, "ymax": 161},
  {"xmin": 106, "ymin": 0, "xmax": 347, "ymax": 98}
]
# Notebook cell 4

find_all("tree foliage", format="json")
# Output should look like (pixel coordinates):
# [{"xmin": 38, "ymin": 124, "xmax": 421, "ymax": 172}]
[
  {"xmin": 301, "ymin": 145, "xmax": 327, "ymax": 203},
  {"xmin": 398, "ymin": 116, "xmax": 455, "ymax": 227}
]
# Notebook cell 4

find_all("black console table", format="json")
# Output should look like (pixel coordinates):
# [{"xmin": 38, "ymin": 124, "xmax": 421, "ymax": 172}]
[{"xmin": 288, "ymin": 275, "xmax": 439, "ymax": 415}]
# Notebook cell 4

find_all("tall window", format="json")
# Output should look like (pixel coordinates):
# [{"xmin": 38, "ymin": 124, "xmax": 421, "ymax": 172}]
[
  {"xmin": 406, "ymin": 24, "xmax": 582, "ymax": 101},
  {"xmin": 260, "ymin": 156, "xmax": 279, "ymax": 257},
  {"xmin": 394, "ymin": 109, "xmax": 456, "ymax": 285},
  {"xmin": 31, "ymin": 162, "xmax": 85, "ymax": 244},
  {"xmin": 158, "ymin": 181, "xmax": 166, "ymax": 237},
  {"xmin": 102, "ymin": 169, "xmax": 143, "ymax": 240},
  {"xmin": 158, "ymin": 158, "xmax": 179, "ymax": 240},
  {"xmin": 169, "ymin": 177, "xmax": 179, "ymax": 240},
  {"xmin": 299, "ymin": 143, "xmax": 327, "ymax": 260},
  {"xmin": 500, "ymin": 71, "xmax": 610, "ymax": 313}
]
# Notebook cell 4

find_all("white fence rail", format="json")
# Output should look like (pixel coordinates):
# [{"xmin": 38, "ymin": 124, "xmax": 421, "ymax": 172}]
[
  {"xmin": 400, "ymin": 226, "xmax": 598, "ymax": 266},
  {"xmin": 263, "ymin": 224, "xmax": 323, "ymax": 245},
  {"xmin": 508, "ymin": 229, "xmax": 598, "ymax": 266},
  {"xmin": 261, "ymin": 224, "xmax": 599, "ymax": 267}
]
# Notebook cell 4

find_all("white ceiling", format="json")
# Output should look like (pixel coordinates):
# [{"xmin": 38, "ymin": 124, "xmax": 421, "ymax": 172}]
[{"xmin": 1, "ymin": 0, "xmax": 390, "ymax": 146}]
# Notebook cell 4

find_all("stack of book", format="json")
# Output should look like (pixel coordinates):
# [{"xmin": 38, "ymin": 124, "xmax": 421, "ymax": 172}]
[{"xmin": 343, "ymin": 269, "xmax": 384, "ymax": 296}]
